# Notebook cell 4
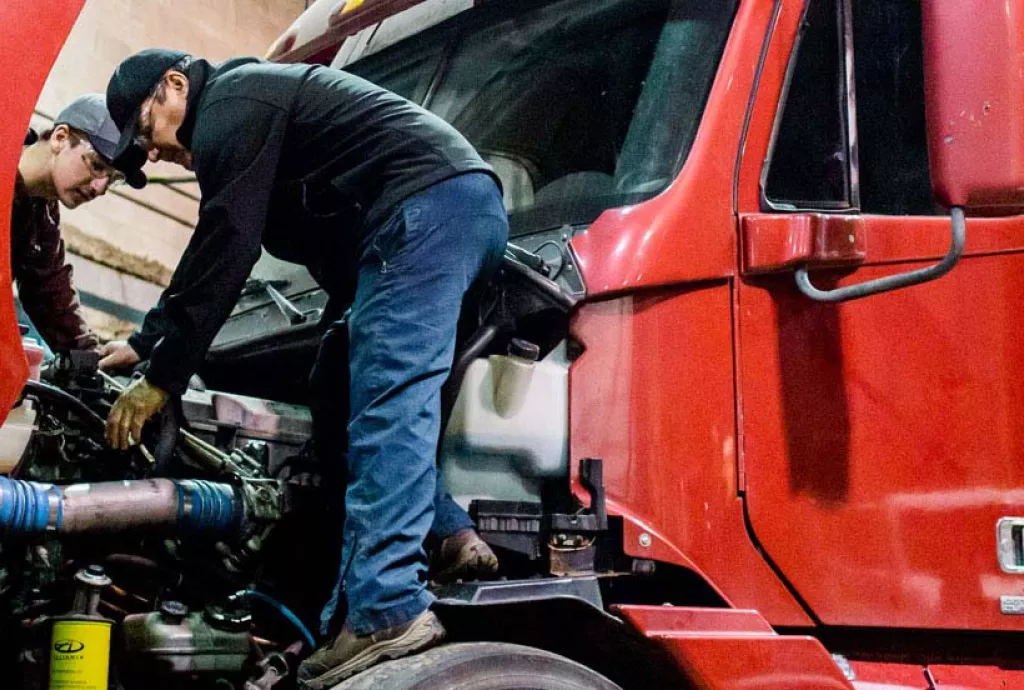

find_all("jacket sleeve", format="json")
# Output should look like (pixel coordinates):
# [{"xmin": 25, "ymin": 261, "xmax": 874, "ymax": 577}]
[
  {"xmin": 143, "ymin": 98, "xmax": 287, "ymax": 395},
  {"xmin": 127, "ymin": 292, "xmax": 171, "ymax": 360},
  {"xmin": 15, "ymin": 202, "xmax": 99, "ymax": 351}
]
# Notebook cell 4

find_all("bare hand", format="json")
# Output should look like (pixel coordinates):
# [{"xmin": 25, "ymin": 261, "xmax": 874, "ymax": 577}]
[
  {"xmin": 105, "ymin": 377, "xmax": 168, "ymax": 450},
  {"xmin": 98, "ymin": 340, "xmax": 141, "ymax": 371}
]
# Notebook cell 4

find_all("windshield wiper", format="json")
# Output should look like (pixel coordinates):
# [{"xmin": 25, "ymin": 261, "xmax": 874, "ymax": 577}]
[{"xmin": 243, "ymin": 278, "xmax": 318, "ymax": 325}]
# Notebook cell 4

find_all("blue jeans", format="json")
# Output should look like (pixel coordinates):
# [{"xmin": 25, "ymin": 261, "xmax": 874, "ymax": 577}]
[
  {"xmin": 318, "ymin": 173, "xmax": 507, "ymax": 635},
  {"xmin": 309, "ymin": 329, "xmax": 474, "ymax": 542}
]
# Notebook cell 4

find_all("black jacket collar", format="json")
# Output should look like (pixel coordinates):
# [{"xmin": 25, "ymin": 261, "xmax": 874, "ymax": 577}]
[{"xmin": 176, "ymin": 59, "xmax": 214, "ymax": 150}]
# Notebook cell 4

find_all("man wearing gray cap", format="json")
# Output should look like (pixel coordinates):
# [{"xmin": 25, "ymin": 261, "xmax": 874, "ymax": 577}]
[{"xmin": 13, "ymin": 93, "xmax": 147, "ymax": 352}]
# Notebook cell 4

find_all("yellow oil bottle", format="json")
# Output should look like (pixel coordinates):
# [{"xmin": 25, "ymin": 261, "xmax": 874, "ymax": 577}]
[
  {"xmin": 48, "ymin": 565, "xmax": 112, "ymax": 690},
  {"xmin": 48, "ymin": 617, "xmax": 113, "ymax": 690}
]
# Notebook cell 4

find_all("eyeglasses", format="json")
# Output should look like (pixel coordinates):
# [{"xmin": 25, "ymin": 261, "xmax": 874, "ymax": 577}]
[
  {"xmin": 134, "ymin": 80, "xmax": 162, "ymax": 152},
  {"xmin": 79, "ymin": 142, "xmax": 126, "ymax": 187},
  {"xmin": 135, "ymin": 97, "xmax": 155, "ymax": 151}
]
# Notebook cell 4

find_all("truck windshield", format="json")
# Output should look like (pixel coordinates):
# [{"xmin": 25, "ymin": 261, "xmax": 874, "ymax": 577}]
[
  {"xmin": 350, "ymin": 0, "xmax": 738, "ymax": 236},
  {"xmin": 249, "ymin": 0, "xmax": 736, "ymax": 284}
]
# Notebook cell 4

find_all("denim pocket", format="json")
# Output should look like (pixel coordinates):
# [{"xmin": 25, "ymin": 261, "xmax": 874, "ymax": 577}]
[{"xmin": 366, "ymin": 203, "xmax": 418, "ymax": 274}]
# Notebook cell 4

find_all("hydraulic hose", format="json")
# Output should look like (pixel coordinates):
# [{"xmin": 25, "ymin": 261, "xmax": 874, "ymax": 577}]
[
  {"xmin": 229, "ymin": 589, "xmax": 317, "ymax": 649},
  {"xmin": 0, "ymin": 477, "xmax": 241, "ymax": 535},
  {"xmin": 22, "ymin": 379, "xmax": 106, "ymax": 432}
]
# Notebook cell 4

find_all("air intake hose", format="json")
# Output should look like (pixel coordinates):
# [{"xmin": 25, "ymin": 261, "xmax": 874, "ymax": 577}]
[{"xmin": 0, "ymin": 477, "xmax": 240, "ymax": 535}]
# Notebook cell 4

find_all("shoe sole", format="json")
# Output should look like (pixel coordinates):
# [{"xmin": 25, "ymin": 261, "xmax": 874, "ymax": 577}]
[{"xmin": 303, "ymin": 613, "xmax": 446, "ymax": 689}]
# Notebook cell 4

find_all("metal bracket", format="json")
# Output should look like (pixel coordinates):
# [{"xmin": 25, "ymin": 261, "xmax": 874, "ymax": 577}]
[{"xmin": 796, "ymin": 207, "xmax": 965, "ymax": 302}]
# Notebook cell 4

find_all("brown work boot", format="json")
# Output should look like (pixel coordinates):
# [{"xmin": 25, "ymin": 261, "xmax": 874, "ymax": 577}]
[
  {"xmin": 297, "ymin": 609, "xmax": 445, "ymax": 688},
  {"xmin": 432, "ymin": 528, "xmax": 499, "ymax": 584}
]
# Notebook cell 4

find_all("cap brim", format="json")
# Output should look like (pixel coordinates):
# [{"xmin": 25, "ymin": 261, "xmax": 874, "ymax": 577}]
[
  {"xmin": 113, "ymin": 108, "xmax": 142, "ymax": 161},
  {"xmin": 112, "ymin": 141, "xmax": 149, "ymax": 190},
  {"xmin": 124, "ymin": 168, "xmax": 148, "ymax": 190}
]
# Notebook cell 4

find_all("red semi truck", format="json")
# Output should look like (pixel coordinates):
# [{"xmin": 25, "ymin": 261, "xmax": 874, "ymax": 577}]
[{"xmin": 4, "ymin": 0, "xmax": 1024, "ymax": 688}]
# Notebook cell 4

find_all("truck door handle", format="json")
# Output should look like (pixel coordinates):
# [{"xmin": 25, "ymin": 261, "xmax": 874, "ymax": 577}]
[{"xmin": 795, "ymin": 207, "xmax": 965, "ymax": 302}]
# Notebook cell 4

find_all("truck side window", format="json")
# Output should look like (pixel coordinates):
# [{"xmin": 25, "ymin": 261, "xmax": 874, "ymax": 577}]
[
  {"xmin": 851, "ymin": 0, "xmax": 938, "ymax": 215},
  {"xmin": 763, "ymin": 0, "xmax": 852, "ymax": 210},
  {"xmin": 764, "ymin": 0, "xmax": 939, "ymax": 215}
]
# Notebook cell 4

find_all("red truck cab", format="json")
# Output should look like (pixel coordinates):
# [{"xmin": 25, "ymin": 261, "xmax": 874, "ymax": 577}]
[
  {"xmin": 0, "ymin": 1, "xmax": 83, "ymax": 417},
  {"xmin": 265, "ymin": 1, "xmax": 1024, "ymax": 686},
  {"xmin": 6, "ymin": 0, "xmax": 1024, "ymax": 687}
]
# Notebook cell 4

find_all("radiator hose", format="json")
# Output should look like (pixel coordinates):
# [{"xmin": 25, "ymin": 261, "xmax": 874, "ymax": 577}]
[{"xmin": 0, "ymin": 477, "xmax": 241, "ymax": 535}]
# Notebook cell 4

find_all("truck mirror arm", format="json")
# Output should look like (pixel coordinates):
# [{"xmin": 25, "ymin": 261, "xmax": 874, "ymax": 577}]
[{"xmin": 795, "ymin": 207, "xmax": 965, "ymax": 302}]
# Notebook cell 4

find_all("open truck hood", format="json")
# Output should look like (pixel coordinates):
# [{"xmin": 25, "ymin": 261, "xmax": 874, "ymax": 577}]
[
  {"xmin": 266, "ymin": 0, "xmax": 477, "ymax": 66},
  {"xmin": 0, "ymin": 0, "xmax": 86, "ymax": 426}
]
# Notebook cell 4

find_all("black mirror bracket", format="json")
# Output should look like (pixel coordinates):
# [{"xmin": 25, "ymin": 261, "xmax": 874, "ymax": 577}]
[{"xmin": 795, "ymin": 207, "xmax": 965, "ymax": 303}]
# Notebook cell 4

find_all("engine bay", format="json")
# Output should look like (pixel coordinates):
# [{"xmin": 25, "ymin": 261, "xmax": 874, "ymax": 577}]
[
  {"xmin": 0, "ymin": 348, "xmax": 341, "ymax": 689},
  {"xmin": 0, "ymin": 241, "xmax": 591, "ymax": 689}
]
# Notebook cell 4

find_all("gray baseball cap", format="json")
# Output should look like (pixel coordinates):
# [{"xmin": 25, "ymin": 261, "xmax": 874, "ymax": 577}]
[{"xmin": 54, "ymin": 93, "xmax": 147, "ymax": 189}]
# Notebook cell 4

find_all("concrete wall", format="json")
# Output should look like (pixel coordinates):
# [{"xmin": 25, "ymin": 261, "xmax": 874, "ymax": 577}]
[{"xmin": 26, "ymin": 0, "xmax": 305, "ymax": 338}]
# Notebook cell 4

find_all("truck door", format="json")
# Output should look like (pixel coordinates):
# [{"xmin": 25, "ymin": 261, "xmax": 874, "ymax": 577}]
[{"xmin": 736, "ymin": 0, "xmax": 1024, "ymax": 632}]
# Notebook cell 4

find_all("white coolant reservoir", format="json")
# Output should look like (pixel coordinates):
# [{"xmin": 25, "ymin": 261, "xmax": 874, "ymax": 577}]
[
  {"xmin": 441, "ymin": 340, "xmax": 569, "ymax": 505},
  {"xmin": 0, "ymin": 399, "xmax": 37, "ymax": 474}
]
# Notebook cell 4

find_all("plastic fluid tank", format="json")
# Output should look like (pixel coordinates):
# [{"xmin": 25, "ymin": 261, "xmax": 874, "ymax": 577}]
[
  {"xmin": 0, "ymin": 399, "xmax": 36, "ymax": 474},
  {"xmin": 441, "ymin": 341, "xmax": 569, "ymax": 504},
  {"xmin": 0, "ymin": 337, "xmax": 45, "ymax": 473},
  {"xmin": 22, "ymin": 337, "xmax": 44, "ymax": 381}
]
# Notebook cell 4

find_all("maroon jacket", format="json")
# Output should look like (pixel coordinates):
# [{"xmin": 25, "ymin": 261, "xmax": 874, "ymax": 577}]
[{"xmin": 11, "ymin": 172, "xmax": 98, "ymax": 351}]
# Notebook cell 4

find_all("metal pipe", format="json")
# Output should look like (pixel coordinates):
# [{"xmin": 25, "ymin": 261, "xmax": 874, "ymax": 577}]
[
  {"xmin": 181, "ymin": 433, "xmax": 232, "ymax": 474},
  {"xmin": 0, "ymin": 477, "xmax": 240, "ymax": 535},
  {"xmin": 98, "ymin": 371, "xmax": 225, "ymax": 471},
  {"xmin": 181, "ymin": 427, "xmax": 225, "ymax": 457}
]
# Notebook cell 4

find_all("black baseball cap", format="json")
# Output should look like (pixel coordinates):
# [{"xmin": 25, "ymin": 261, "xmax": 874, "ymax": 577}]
[
  {"xmin": 107, "ymin": 48, "xmax": 191, "ymax": 161},
  {"xmin": 54, "ymin": 94, "xmax": 147, "ymax": 189}
]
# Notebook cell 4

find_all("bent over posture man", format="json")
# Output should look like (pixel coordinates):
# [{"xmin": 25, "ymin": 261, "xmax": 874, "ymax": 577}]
[
  {"xmin": 100, "ymin": 49, "xmax": 507, "ymax": 686},
  {"xmin": 14, "ymin": 94, "xmax": 146, "ymax": 353}
]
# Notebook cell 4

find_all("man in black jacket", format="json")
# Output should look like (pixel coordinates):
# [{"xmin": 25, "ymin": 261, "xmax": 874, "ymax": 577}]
[{"xmin": 100, "ymin": 49, "xmax": 508, "ymax": 686}]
